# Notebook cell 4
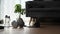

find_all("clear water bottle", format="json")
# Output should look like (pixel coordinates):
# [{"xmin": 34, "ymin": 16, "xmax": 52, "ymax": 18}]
[{"xmin": 5, "ymin": 15, "xmax": 10, "ymax": 28}]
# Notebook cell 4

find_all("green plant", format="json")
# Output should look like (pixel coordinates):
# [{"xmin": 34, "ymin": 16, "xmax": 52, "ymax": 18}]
[{"xmin": 14, "ymin": 4, "xmax": 25, "ymax": 18}]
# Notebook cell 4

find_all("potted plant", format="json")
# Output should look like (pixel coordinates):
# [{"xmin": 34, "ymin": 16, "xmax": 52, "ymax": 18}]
[{"xmin": 12, "ymin": 4, "xmax": 25, "ymax": 28}]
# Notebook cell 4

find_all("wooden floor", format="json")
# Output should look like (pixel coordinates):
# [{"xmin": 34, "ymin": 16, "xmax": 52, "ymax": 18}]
[{"xmin": 0, "ymin": 25, "xmax": 60, "ymax": 34}]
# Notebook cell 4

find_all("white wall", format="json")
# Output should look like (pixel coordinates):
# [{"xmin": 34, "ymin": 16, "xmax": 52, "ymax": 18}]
[
  {"xmin": 3, "ymin": 0, "xmax": 20, "ymax": 24},
  {"xmin": 0, "ymin": 0, "xmax": 1, "ymax": 19},
  {"xmin": 0, "ymin": 0, "xmax": 33, "ymax": 20},
  {"xmin": 0, "ymin": 0, "xmax": 4, "ymax": 20}
]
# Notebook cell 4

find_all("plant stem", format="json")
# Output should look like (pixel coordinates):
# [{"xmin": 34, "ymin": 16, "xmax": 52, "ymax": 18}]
[{"xmin": 19, "ymin": 13, "xmax": 21, "ymax": 18}]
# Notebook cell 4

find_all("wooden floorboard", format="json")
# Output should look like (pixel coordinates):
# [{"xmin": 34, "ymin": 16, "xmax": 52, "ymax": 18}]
[{"xmin": 0, "ymin": 25, "xmax": 60, "ymax": 34}]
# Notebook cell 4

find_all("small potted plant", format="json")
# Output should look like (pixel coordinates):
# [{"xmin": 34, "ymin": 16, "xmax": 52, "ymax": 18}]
[{"xmin": 12, "ymin": 4, "xmax": 25, "ymax": 28}]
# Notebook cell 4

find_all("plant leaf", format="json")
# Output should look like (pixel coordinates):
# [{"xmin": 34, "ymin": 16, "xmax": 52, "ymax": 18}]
[{"xmin": 14, "ymin": 4, "xmax": 21, "ymax": 13}]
